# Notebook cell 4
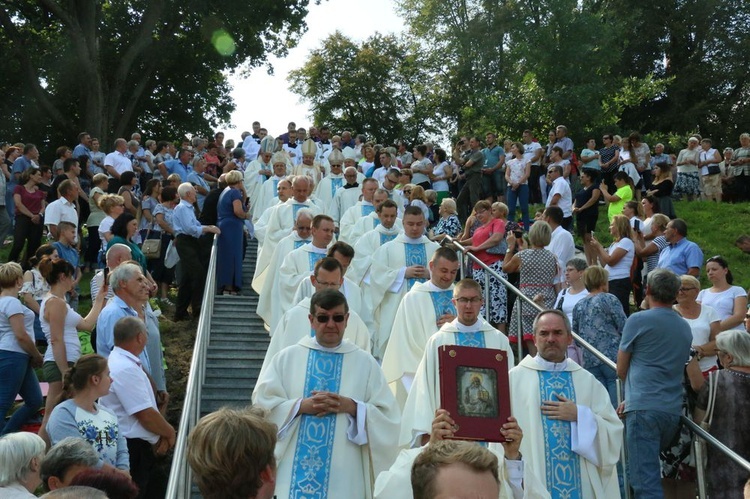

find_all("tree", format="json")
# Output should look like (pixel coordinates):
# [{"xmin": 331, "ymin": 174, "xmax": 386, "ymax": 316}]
[
  {"xmin": 288, "ymin": 31, "xmax": 437, "ymax": 145},
  {"xmin": 0, "ymin": 0, "xmax": 314, "ymax": 154}
]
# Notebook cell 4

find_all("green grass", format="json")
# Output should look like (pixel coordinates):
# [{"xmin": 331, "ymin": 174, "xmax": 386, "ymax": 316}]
[{"xmin": 528, "ymin": 200, "xmax": 750, "ymax": 290}]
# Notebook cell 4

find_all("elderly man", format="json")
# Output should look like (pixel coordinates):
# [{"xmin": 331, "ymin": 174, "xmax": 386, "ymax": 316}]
[
  {"xmin": 259, "ymin": 214, "xmax": 335, "ymax": 331},
  {"xmin": 159, "ymin": 148, "xmax": 193, "ymax": 182},
  {"xmin": 253, "ymin": 177, "xmax": 292, "ymax": 243},
  {"xmin": 347, "ymin": 199, "xmax": 403, "ymax": 286},
  {"xmin": 254, "ymin": 152, "xmax": 288, "ymax": 221},
  {"xmin": 187, "ymin": 407, "xmax": 278, "ymax": 499},
  {"xmin": 252, "ymin": 289, "xmax": 399, "ymax": 498},
  {"xmin": 263, "ymin": 176, "xmax": 322, "ymax": 252},
  {"xmin": 511, "ymin": 310, "xmax": 623, "ymax": 498},
  {"xmin": 338, "ymin": 177, "xmax": 380, "ymax": 243},
  {"xmin": 40, "ymin": 437, "xmax": 99, "ymax": 491},
  {"xmin": 244, "ymin": 136, "xmax": 275, "ymax": 212},
  {"xmin": 100, "ymin": 317, "xmax": 176, "ymax": 496},
  {"xmin": 312, "ymin": 149, "xmax": 346, "ymax": 213},
  {"xmin": 172, "ymin": 182, "xmax": 220, "ymax": 321},
  {"xmin": 260, "ymin": 258, "xmax": 371, "ymax": 377},
  {"xmin": 656, "ymin": 218, "xmax": 703, "ymax": 277},
  {"xmin": 104, "ymin": 139, "xmax": 132, "ymax": 192},
  {"xmin": 382, "ymin": 247, "xmax": 459, "ymax": 408},
  {"xmin": 364, "ymin": 206, "xmax": 439, "ymax": 358},
  {"xmin": 293, "ymin": 138, "xmax": 323, "ymax": 185},
  {"xmin": 617, "ymin": 269, "xmax": 692, "ymax": 498},
  {"xmin": 330, "ymin": 166, "xmax": 364, "ymax": 228},
  {"xmin": 399, "ymin": 278, "xmax": 515, "ymax": 447}
]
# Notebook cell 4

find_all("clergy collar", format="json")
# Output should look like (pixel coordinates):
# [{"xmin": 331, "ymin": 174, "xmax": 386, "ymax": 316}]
[
  {"xmin": 307, "ymin": 242, "xmax": 328, "ymax": 252},
  {"xmin": 403, "ymin": 235, "xmax": 424, "ymax": 244},
  {"xmin": 533, "ymin": 354, "xmax": 568, "ymax": 371},
  {"xmin": 426, "ymin": 280, "xmax": 452, "ymax": 293},
  {"xmin": 312, "ymin": 337, "xmax": 344, "ymax": 352},
  {"xmin": 452, "ymin": 318, "xmax": 481, "ymax": 331},
  {"xmin": 361, "ymin": 200, "xmax": 374, "ymax": 206},
  {"xmin": 288, "ymin": 141, "xmax": 297, "ymax": 147},
  {"xmin": 344, "ymin": 182, "xmax": 359, "ymax": 189}
]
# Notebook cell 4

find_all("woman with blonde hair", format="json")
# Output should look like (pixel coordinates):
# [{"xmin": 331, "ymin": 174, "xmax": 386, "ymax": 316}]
[
  {"xmin": 429, "ymin": 198, "xmax": 461, "ymax": 242},
  {"xmin": 407, "ymin": 184, "xmax": 430, "ymax": 221},
  {"xmin": 97, "ymin": 193, "xmax": 125, "ymax": 257},
  {"xmin": 217, "ymin": 170, "xmax": 250, "ymax": 295},
  {"xmin": 590, "ymin": 214, "xmax": 635, "ymax": 316}
]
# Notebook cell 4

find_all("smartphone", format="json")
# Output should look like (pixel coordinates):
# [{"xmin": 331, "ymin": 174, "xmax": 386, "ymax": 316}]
[{"xmin": 103, "ymin": 267, "xmax": 109, "ymax": 284}]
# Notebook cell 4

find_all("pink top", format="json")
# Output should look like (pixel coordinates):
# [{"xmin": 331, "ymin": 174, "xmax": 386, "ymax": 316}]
[
  {"xmin": 471, "ymin": 218, "xmax": 506, "ymax": 269},
  {"xmin": 13, "ymin": 184, "xmax": 46, "ymax": 216}
]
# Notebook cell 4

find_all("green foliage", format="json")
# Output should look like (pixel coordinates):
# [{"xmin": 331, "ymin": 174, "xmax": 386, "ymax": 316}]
[{"xmin": 0, "ymin": 0, "xmax": 313, "ymax": 160}]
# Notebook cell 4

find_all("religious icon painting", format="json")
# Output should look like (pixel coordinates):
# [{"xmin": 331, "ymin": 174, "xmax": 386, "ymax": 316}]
[{"xmin": 438, "ymin": 345, "xmax": 511, "ymax": 442}]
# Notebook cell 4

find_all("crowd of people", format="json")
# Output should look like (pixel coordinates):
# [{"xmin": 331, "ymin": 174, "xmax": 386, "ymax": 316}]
[{"xmin": 0, "ymin": 121, "xmax": 749, "ymax": 498}]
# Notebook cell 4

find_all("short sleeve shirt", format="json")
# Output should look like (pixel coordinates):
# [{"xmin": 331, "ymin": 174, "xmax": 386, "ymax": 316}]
[
  {"xmin": 0, "ymin": 297, "xmax": 35, "ymax": 354},
  {"xmin": 697, "ymin": 286, "xmax": 747, "ymax": 330}
]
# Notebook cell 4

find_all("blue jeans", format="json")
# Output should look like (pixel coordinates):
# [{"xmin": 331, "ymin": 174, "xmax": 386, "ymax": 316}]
[
  {"xmin": 625, "ymin": 410, "xmax": 680, "ymax": 499},
  {"xmin": 506, "ymin": 184, "xmax": 530, "ymax": 230},
  {"xmin": 0, "ymin": 350, "xmax": 42, "ymax": 435},
  {"xmin": 587, "ymin": 363, "xmax": 618, "ymax": 408}
]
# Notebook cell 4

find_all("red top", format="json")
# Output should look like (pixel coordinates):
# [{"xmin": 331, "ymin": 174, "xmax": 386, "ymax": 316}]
[
  {"xmin": 13, "ymin": 184, "xmax": 46, "ymax": 217},
  {"xmin": 471, "ymin": 218, "xmax": 506, "ymax": 269}
]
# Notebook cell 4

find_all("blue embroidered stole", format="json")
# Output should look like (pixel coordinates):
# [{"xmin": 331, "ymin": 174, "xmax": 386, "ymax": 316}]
[
  {"xmin": 404, "ymin": 243, "xmax": 428, "ymax": 290},
  {"xmin": 429, "ymin": 290, "xmax": 456, "ymax": 321},
  {"xmin": 308, "ymin": 249, "xmax": 326, "ymax": 270},
  {"xmin": 537, "ymin": 371, "xmax": 581, "ymax": 499},
  {"xmin": 331, "ymin": 177, "xmax": 343, "ymax": 197},
  {"xmin": 373, "ymin": 218, "xmax": 381, "ymax": 228},
  {"xmin": 294, "ymin": 240, "xmax": 307, "ymax": 249},
  {"xmin": 292, "ymin": 203, "xmax": 305, "ymax": 219},
  {"xmin": 310, "ymin": 327, "xmax": 316, "ymax": 337},
  {"xmin": 379, "ymin": 232, "xmax": 397, "ymax": 245},
  {"xmin": 289, "ymin": 349, "xmax": 344, "ymax": 498},
  {"xmin": 455, "ymin": 331, "xmax": 486, "ymax": 348},
  {"xmin": 361, "ymin": 204, "xmax": 375, "ymax": 217},
  {"xmin": 272, "ymin": 178, "xmax": 280, "ymax": 198}
]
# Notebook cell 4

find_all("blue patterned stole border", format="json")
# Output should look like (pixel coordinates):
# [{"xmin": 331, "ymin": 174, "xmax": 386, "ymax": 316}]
[
  {"xmin": 430, "ymin": 290, "xmax": 456, "ymax": 323},
  {"xmin": 331, "ymin": 178, "xmax": 343, "ymax": 197},
  {"xmin": 404, "ymin": 243, "xmax": 428, "ymax": 290},
  {"xmin": 308, "ymin": 250, "xmax": 326, "ymax": 270},
  {"xmin": 361, "ymin": 204, "xmax": 375, "ymax": 217},
  {"xmin": 273, "ymin": 178, "xmax": 279, "ymax": 198},
  {"xmin": 292, "ymin": 203, "xmax": 305, "ymax": 219},
  {"xmin": 373, "ymin": 218, "xmax": 381, "ymax": 228},
  {"xmin": 289, "ymin": 349, "xmax": 344, "ymax": 499},
  {"xmin": 379, "ymin": 232, "xmax": 397, "ymax": 245},
  {"xmin": 294, "ymin": 240, "xmax": 306, "ymax": 249},
  {"xmin": 537, "ymin": 371, "xmax": 582, "ymax": 499},
  {"xmin": 455, "ymin": 332, "xmax": 486, "ymax": 348},
  {"xmin": 310, "ymin": 327, "xmax": 316, "ymax": 337}
]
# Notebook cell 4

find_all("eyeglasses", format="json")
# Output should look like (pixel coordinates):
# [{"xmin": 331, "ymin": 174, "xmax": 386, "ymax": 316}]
[
  {"xmin": 315, "ymin": 314, "xmax": 346, "ymax": 323},
  {"xmin": 455, "ymin": 297, "xmax": 482, "ymax": 304},
  {"xmin": 678, "ymin": 287, "xmax": 696, "ymax": 292},
  {"xmin": 403, "ymin": 190, "xmax": 412, "ymax": 195}
]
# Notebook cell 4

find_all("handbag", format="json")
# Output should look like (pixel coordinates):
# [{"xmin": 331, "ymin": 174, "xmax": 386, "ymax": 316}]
[
  {"xmin": 706, "ymin": 164, "xmax": 721, "ymax": 175},
  {"xmin": 164, "ymin": 240, "xmax": 179, "ymax": 268},
  {"xmin": 141, "ymin": 228, "xmax": 162, "ymax": 259},
  {"xmin": 485, "ymin": 228, "xmax": 508, "ymax": 255}
]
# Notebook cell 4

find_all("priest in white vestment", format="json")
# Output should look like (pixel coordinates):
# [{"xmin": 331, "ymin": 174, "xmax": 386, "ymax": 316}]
[
  {"xmin": 348, "ymin": 188, "xmax": 401, "ymax": 243},
  {"xmin": 509, "ymin": 310, "xmax": 623, "ymax": 499},
  {"xmin": 261, "ymin": 257, "xmax": 372, "ymax": 378},
  {"xmin": 258, "ymin": 214, "xmax": 335, "ymax": 332},
  {"xmin": 292, "ymin": 138, "xmax": 323, "ymax": 186},
  {"xmin": 252, "ymin": 178, "xmax": 291, "ymax": 246},
  {"xmin": 261, "ymin": 176, "xmax": 322, "ymax": 259},
  {"xmin": 312, "ymin": 149, "xmax": 346, "ymax": 214},
  {"xmin": 399, "ymin": 278, "xmax": 516, "ymax": 448},
  {"xmin": 363, "ymin": 207, "xmax": 439, "ymax": 359},
  {"xmin": 381, "ymin": 247, "xmax": 459, "ymax": 409},
  {"xmin": 330, "ymin": 166, "xmax": 365, "ymax": 228},
  {"xmin": 253, "ymin": 152, "xmax": 289, "ymax": 223},
  {"xmin": 243, "ymin": 136, "xmax": 275, "ymax": 217},
  {"xmin": 252, "ymin": 289, "xmax": 400, "ymax": 499},
  {"xmin": 241, "ymin": 131, "xmax": 261, "ymax": 162},
  {"xmin": 347, "ymin": 200, "xmax": 403, "ymax": 286},
  {"xmin": 252, "ymin": 208, "xmax": 312, "ymax": 296},
  {"xmin": 339, "ymin": 177, "xmax": 380, "ymax": 243},
  {"xmin": 283, "ymin": 132, "xmax": 302, "ymax": 166}
]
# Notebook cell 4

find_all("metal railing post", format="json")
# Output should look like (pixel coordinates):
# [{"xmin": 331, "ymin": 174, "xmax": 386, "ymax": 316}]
[
  {"xmin": 516, "ymin": 300, "xmax": 523, "ymax": 362},
  {"xmin": 483, "ymin": 271, "xmax": 490, "ymax": 322}
]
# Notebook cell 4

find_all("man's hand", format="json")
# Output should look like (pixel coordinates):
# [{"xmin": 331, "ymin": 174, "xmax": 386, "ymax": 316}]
[
  {"xmin": 430, "ymin": 409, "xmax": 457, "ymax": 444},
  {"xmin": 405, "ymin": 265, "xmax": 428, "ymax": 279},
  {"xmin": 157, "ymin": 391, "xmax": 170, "ymax": 415},
  {"xmin": 500, "ymin": 416, "xmax": 523, "ymax": 460},
  {"xmin": 541, "ymin": 394, "xmax": 578, "ymax": 421},
  {"xmin": 436, "ymin": 313, "xmax": 456, "ymax": 328},
  {"xmin": 301, "ymin": 391, "xmax": 356, "ymax": 417},
  {"xmin": 153, "ymin": 437, "xmax": 170, "ymax": 456},
  {"xmin": 616, "ymin": 401, "xmax": 626, "ymax": 419}
]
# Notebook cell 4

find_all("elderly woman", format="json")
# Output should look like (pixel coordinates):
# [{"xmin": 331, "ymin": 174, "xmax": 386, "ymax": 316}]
[
  {"xmin": 673, "ymin": 137, "xmax": 701, "ymax": 201},
  {"xmin": 695, "ymin": 329, "xmax": 750, "ymax": 498},
  {"xmin": 217, "ymin": 170, "xmax": 250, "ymax": 295},
  {"xmin": 428, "ymin": 198, "xmax": 461, "ymax": 242},
  {"xmin": 572, "ymin": 266, "xmax": 626, "ymax": 406},
  {"xmin": 503, "ymin": 220, "xmax": 558, "ymax": 354},
  {"xmin": 152, "ymin": 186, "xmax": 178, "ymax": 304},
  {"xmin": 674, "ymin": 275, "xmax": 721, "ymax": 375},
  {"xmin": 590, "ymin": 214, "xmax": 635, "ymax": 316},
  {"xmin": 697, "ymin": 256, "xmax": 748, "ymax": 332},
  {"xmin": 0, "ymin": 432, "xmax": 46, "ymax": 497},
  {"xmin": 460, "ymin": 200, "xmax": 508, "ymax": 329}
]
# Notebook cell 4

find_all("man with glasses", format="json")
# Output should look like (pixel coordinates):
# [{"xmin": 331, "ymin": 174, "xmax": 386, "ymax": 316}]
[
  {"xmin": 656, "ymin": 218, "xmax": 703, "ymax": 277},
  {"xmin": 253, "ymin": 289, "xmax": 400, "ymax": 499},
  {"xmin": 399, "ymin": 278, "xmax": 515, "ymax": 447},
  {"xmin": 259, "ymin": 257, "xmax": 371, "ymax": 378},
  {"xmin": 545, "ymin": 164, "xmax": 573, "ymax": 231}
]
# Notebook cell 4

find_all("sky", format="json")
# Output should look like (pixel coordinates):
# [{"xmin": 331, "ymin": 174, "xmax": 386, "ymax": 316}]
[{"xmin": 226, "ymin": 0, "xmax": 405, "ymax": 142}]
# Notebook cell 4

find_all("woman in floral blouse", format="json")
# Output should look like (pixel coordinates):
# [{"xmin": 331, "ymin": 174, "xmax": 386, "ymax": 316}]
[{"xmin": 428, "ymin": 198, "xmax": 461, "ymax": 242}]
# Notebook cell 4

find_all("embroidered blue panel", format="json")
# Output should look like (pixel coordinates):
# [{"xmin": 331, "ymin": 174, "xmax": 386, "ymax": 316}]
[
  {"xmin": 537, "ymin": 371, "xmax": 581, "ymax": 499},
  {"xmin": 361, "ymin": 204, "xmax": 375, "ymax": 217},
  {"xmin": 331, "ymin": 178, "xmax": 343, "ymax": 197},
  {"xmin": 373, "ymin": 218, "xmax": 381, "ymax": 228},
  {"xmin": 379, "ymin": 233, "xmax": 397, "ymax": 245},
  {"xmin": 289, "ymin": 349, "xmax": 344, "ymax": 499},
  {"xmin": 310, "ymin": 327, "xmax": 316, "ymax": 337},
  {"xmin": 308, "ymin": 250, "xmax": 326, "ymax": 270},
  {"xmin": 294, "ymin": 240, "xmax": 306, "ymax": 249},
  {"xmin": 404, "ymin": 243, "xmax": 428, "ymax": 290},
  {"xmin": 292, "ymin": 203, "xmax": 305, "ymax": 219},
  {"xmin": 455, "ymin": 332, "xmax": 486, "ymax": 348},
  {"xmin": 272, "ymin": 178, "xmax": 279, "ymax": 198},
  {"xmin": 429, "ymin": 290, "xmax": 456, "ymax": 321}
]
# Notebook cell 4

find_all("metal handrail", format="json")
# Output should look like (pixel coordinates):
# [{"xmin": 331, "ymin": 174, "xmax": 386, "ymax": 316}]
[{"xmin": 165, "ymin": 234, "xmax": 219, "ymax": 498}]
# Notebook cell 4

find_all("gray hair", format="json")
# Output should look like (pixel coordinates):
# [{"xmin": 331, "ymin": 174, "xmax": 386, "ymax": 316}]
[
  {"xmin": 716, "ymin": 329, "xmax": 750, "ymax": 367},
  {"xmin": 114, "ymin": 316, "xmax": 147, "ymax": 344},
  {"xmin": 0, "ymin": 432, "xmax": 46, "ymax": 486},
  {"xmin": 177, "ymin": 182, "xmax": 195, "ymax": 199},
  {"xmin": 127, "ymin": 140, "xmax": 139, "ymax": 149},
  {"xmin": 647, "ymin": 268, "xmax": 681, "ymax": 304},
  {"xmin": 40, "ymin": 437, "xmax": 98, "ymax": 490},
  {"xmin": 296, "ymin": 208, "xmax": 313, "ymax": 223},
  {"xmin": 566, "ymin": 257, "xmax": 588, "ymax": 272},
  {"xmin": 109, "ymin": 262, "xmax": 143, "ymax": 292},
  {"xmin": 41, "ymin": 486, "xmax": 108, "ymax": 498},
  {"xmin": 532, "ymin": 309, "xmax": 572, "ymax": 336}
]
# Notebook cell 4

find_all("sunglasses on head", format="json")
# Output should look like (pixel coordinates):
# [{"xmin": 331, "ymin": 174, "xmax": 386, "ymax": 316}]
[{"xmin": 315, "ymin": 314, "xmax": 346, "ymax": 323}]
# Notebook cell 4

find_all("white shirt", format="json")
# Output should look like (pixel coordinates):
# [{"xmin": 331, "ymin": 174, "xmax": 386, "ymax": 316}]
[
  {"xmin": 104, "ymin": 151, "xmax": 133, "ymax": 177},
  {"xmin": 45, "ymin": 197, "xmax": 78, "ymax": 230},
  {"xmin": 546, "ymin": 176, "xmax": 572, "ymax": 217},
  {"xmin": 100, "ymin": 346, "xmax": 159, "ymax": 443},
  {"xmin": 522, "ymin": 141, "xmax": 543, "ymax": 165},
  {"xmin": 605, "ymin": 238, "xmax": 634, "ymax": 280},
  {"xmin": 546, "ymin": 226, "xmax": 575, "ymax": 285},
  {"xmin": 0, "ymin": 297, "xmax": 35, "ymax": 354},
  {"xmin": 697, "ymin": 286, "xmax": 747, "ymax": 330}
]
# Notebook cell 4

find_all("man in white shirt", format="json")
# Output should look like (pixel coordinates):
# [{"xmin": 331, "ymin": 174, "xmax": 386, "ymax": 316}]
[
  {"xmin": 45, "ymin": 180, "xmax": 79, "ymax": 240},
  {"xmin": 543, "ymin": 206, "xmax": 575, "ymax": 291},
  {"xmin": 104, "ymin": 138, "xmax": 134, "ymax": 192},
  {"xmin": 100, "ymin": 316, "xmax": 175, "ymax": 495},
  {"xmin": 522, "ymin": 129, "xmax": 544, "ymax": 205},
  {"xmin": 545, "ymin": 164, "xmax": 573, "ymax": 231}
]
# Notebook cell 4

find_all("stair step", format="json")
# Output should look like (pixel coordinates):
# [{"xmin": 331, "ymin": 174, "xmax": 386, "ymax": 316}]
[
  {"xmin": 206, "ymin": 351, "xmax": 266, "ymax": 362},
  {"xmin": 205, "ymin": 366, "xmax": 261, "ymax": 378}
]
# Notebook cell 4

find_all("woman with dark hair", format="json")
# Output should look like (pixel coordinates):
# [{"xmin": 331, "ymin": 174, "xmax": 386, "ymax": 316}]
[
  {"xmin": 152, "ymin": 186, "xmax": 178, "ymax": 304},
  {"xmin": 411, "ymin": 144, "xmax": 433, "ymax": 190},
  {"xmin": 70, "ymin": 468, "xmax": 140, "ymax": 498},
  {"xmin": 573, "ymin": 169, "xmax": 601, "ymax": 265},
  {"xmin": 0, "ymin": 262, "xmax": 43, "ymax": 435},
  {"xmin": 138, "ymin": 178, "xmax": 161, "ymax": 242},
  {"xmin": 698, "ymin": 256, "xmax": 748, "ymax": 332},
  {"xmin": 647, "ymin": 162, "xmax": 676, "ymax": 218},
  {"xmin": 600, "ymin": 171, "xmax": 634, "ymax": 223},
  {"xmin": 20, "ymin": 244, "xmax": 58, "ymax": 345},
  {"xmin": 38, "ymin": 256, "xmax": 107, "ymax": 445},
  {"xmin": 8, "ymin": 168, "xmax": 47, "ymax": 268},
  {"xmin": 107, "ymin": 212, "xmax": 148, "ymax": 272},
  {"xmin": 47, "ymin": 354, "xmax": 130, "ymax": 475},
  {"xmin": 504, "ymin": 141, "xmax": 531, "ymax": 230},
  {"xmin": 599, "ymin": 134, "xmax": 621, "ymax": 193},
  {"xmin": 117, "ymin": 171, "xmax": 140, "ymax": 218},
  {"xmin": 430, "ymin": 148, "xmax": 451, "ymax": 204}
]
